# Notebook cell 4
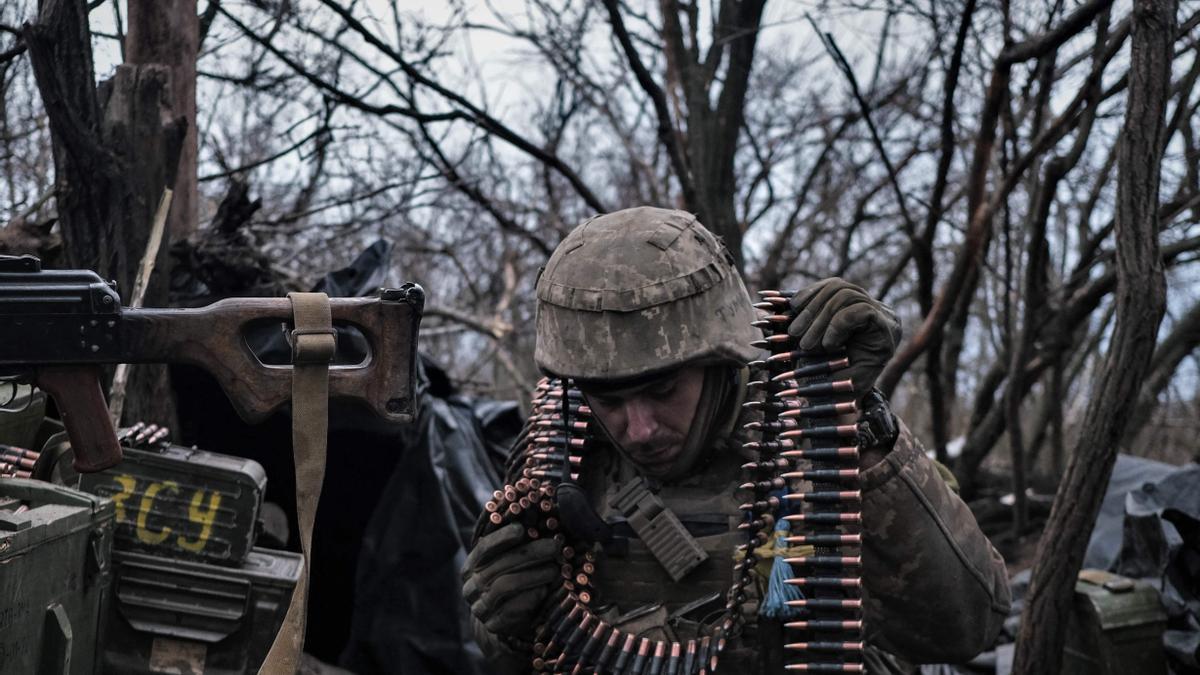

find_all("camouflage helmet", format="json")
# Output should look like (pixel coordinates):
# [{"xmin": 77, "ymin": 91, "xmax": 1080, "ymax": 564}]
[{"xmin": 534, "ymin": 207, "xmax": 762, "ymax": 381}]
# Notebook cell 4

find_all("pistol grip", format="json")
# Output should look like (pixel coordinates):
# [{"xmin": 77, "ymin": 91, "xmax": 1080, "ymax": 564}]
[{"xmin": 34, "ymin": 366, "xmax": 122, "ymax": 472}]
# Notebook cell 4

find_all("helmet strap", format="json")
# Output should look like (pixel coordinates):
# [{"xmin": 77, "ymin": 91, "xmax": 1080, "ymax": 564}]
[{"xmin": 657, "ymin": 365, "xmax": 745, "ymax": 482}]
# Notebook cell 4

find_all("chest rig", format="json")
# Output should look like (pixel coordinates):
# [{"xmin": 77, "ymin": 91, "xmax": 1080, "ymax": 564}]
[{"xmin": 474, "ymin": 293, "xmax": 868, "ymax": 674}]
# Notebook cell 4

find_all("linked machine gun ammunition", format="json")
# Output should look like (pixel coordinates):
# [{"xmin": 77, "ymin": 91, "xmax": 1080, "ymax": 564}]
[
  {"xmin": 751, "ymin": 290, "xmax": 865, "ymax": 673},
  {"xmin": 471, "ymin": 290, "xmax": 870, "ymax": 673}
]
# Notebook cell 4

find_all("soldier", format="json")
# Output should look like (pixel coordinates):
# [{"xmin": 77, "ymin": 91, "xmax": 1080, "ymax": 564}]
[{"xmin": 462, "ymin": 207, "xmax": 1010, "ymax": 674}]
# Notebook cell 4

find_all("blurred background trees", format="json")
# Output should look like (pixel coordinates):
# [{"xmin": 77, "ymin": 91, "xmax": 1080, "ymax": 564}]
[
  {"xmin": 5, "ymin": 0, "xmax": 1200, "ymax": 669},
  {"xmin": 4, "ymin": 0, "xmax": 1200, "ymax": 563}
]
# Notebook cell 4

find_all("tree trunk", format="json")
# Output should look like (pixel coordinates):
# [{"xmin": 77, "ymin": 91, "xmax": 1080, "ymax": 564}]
[
  {"xmin": 23, "ymin": 0, "xmax": 114, "ymax": 274},
  {"xmin": 24, "ymin": 0, "xmax": 186, "ymax": 429},
  {"xmin": 1122, "ymin": 297, "xmax": 1200, "ymax": 444},
  {"xmin": 99, "ymin": 67, "xmax": 186, "ymax": 429},
  {"xmin": 1011, "ymin": 1, "xmax": 1174, "ymax": 671},
  {"xmin": 126, "ymin": 0, "xmax": 198, "ymax": 238},
  {"xmin": 119, "ymin": 0, "xmax": 198, "ymax": 432}
]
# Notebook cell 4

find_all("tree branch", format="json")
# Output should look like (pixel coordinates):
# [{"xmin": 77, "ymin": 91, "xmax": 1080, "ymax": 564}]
[
  {"xmin": 808, "ymin": 14, "xmax": 918, "ymax": 241},
  {"xmin": 313, "ymin": 0, "xmax": 607, "ymax": 213},
  {"xmin": 878, "ymin": 0, "xmax": 1125, "ymax": 396},
  {"xmin": 1014, "ymin": 1, "xmax": 1173, "ymax": 668},
  {"xmin": 602, "ymin": 0, "xmax": 694, "ymax": 203}
]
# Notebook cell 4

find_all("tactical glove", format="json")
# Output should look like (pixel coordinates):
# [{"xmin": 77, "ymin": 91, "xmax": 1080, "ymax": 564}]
[
  {"xmin": 461, "ymin": 521, "xmax": 561, "ymax": 639},
  {"xmin": 787, "ymin": 277, "xmax": 901, "ymax": 401}
]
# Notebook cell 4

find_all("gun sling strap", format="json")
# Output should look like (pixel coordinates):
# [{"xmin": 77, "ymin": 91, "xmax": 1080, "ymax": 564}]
[{"xmin": 261, "ymin": 292, "xmax": 336, "ymax": 674}]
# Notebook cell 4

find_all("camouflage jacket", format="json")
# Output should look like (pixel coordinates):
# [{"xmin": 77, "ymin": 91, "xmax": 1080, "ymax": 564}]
[{"xmin": 471, "ymin": 409, "xmax": 1011, "ymax": 674}]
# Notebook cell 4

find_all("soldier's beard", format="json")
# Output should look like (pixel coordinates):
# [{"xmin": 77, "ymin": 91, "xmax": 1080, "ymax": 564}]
[
  {"xmin": 625, "ymin": 437, "xmax": 688, "ymax": 476},
  {"xmin": 643, "ymin": 365, "xmax": 741, "ymax": 482},
  {"xmin": 584, "ymin": 365, "xmax": 744, "ymax": 482}
]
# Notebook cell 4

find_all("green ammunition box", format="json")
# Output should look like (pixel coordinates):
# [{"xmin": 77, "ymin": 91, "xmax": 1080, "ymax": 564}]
[
  {"xmin": 77, "ymin": 445, "xmax": 266, "ymax": 566},
  {"xmin": 1063, "ymin": 569, "xmax": 1168, "ymax": 675},
  {"xmin": 102, "ymin": 547, "xmax": 301, "ymax": 675},
  {"xmin": 0, "ymin": 477, "xmax": 114, "ymax": 675}
]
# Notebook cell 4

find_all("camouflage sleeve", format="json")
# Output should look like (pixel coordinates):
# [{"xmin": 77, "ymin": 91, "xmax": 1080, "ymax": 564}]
[
  {"xmin": 859, "ymin": 419, "xmax": 1011, "ymax": 663},
  {"xmin": 469, "ymin": 613, "xmax": 533, "ymax": 675}
]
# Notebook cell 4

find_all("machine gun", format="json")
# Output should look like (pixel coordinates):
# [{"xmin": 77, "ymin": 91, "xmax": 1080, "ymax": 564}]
[{"xmin": 0, "ymin": 254, "xmax": 423, "ymax": 472}]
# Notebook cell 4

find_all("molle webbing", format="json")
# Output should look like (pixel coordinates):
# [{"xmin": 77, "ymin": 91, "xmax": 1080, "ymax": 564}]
[{"xmin": 610, "ymin": 476, "xmax": 708, "ymax": 582}]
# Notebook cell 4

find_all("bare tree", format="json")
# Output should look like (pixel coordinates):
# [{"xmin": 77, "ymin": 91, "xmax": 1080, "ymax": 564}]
[
  {"xmin": 21, "ymin": 0, "xmax": 186, "ymax": 426},
  {"xmin": 1013, "ymin": 0, "xmax": 1174, "ymax": 670},
  {"xmin": 132, "ymin": 0, "xmax": 1200, "ymax": 492},
  {"xmin": 126, "ymin": 0, "xmax": 199, "ymax": 238},
  {"xmin": 5, "ymin": 4, "xmax": 1200, "ymax": 630}
]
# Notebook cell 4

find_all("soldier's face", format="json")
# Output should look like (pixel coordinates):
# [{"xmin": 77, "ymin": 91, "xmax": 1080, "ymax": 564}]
[{"xmin": 580, "ymin": 366, "xmax": 705, "ymax": 477}]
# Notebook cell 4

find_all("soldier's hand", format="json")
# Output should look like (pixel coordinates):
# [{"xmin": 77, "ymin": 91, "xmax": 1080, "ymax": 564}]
[
  {"xmin": 461, "ymin": 522, "xmax": 561, "ymax": 639},
  {"xmin": 787, "ymin": 277, "xmax": 900, "ymax": 400}
]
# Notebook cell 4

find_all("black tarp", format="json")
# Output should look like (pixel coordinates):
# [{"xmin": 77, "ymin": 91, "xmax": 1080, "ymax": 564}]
[
  {"xmin": 338, "ymin": 356, "xmax": 519, "ymax": 675},
  {"xmin": 173, "ymin": 240, "xmax": 520, "ymax": 668},
  {"xmin": 1083, "ymin": 454, "xmax": 1181, "ymax": 571},
  {"xmin": 302, "ymin": 238, "xmax": 522, "ymax": 672},
  {"xmin": 922, "ymin": 455, "xmax": 1200, "ymax": 674},
  {"xmin": 1109, "ymin": 464, "xmax": 1200, "ymax": 670}
]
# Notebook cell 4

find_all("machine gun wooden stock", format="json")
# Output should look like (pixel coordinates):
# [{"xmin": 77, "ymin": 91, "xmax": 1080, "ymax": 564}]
[{"xmin": 0, "ymin": 254, "xmax": 423, "ymax": 472}]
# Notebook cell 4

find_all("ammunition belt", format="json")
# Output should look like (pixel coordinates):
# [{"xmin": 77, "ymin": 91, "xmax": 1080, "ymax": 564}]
[
  {"xmin": 476, "ymin": 379, "xmax": 741, "ymax": 674},
  {"xmin": 750, "ymin": 291, "xmax": 866, "ymax": 673},
  {"xmin": 473, "ymin": 291, "xmax": 867, "ymax": 674},
  {"xmin": 0, "ymin": 443, "xmax": 40, "ymax": 478}
]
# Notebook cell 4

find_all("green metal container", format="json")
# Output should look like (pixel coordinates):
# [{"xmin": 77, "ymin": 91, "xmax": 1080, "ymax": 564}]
[
  {"xmin": 1063, "ymin": 569, "xmax": 1168, "ymax": 675},
  {"xmin": 101, "ymin": 547, "xmax": 301, "ymax": 675},
  {"xmin": 77, "ymin": 445, "xmax": 266, "ymax": 567},
  {"xmin": 0, "ymin": 477, "xmax": 114, "ymax": 675}
]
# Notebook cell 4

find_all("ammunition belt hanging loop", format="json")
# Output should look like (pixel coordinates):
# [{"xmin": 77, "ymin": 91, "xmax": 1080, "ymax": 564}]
[
  {"xmin": 472, "ymin": 285, "xmax": 868, "ymax": 667},
  {"xmin": 478, "ymin": 381, "xmax": 739, "ymax": 672},
  {"xmin": 260, "ymin": 292, "xmax": 335, "ymax": 674},
  {"xmin": 478, "ymin": 286, "xmax": 871, "ymax": 674}
]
